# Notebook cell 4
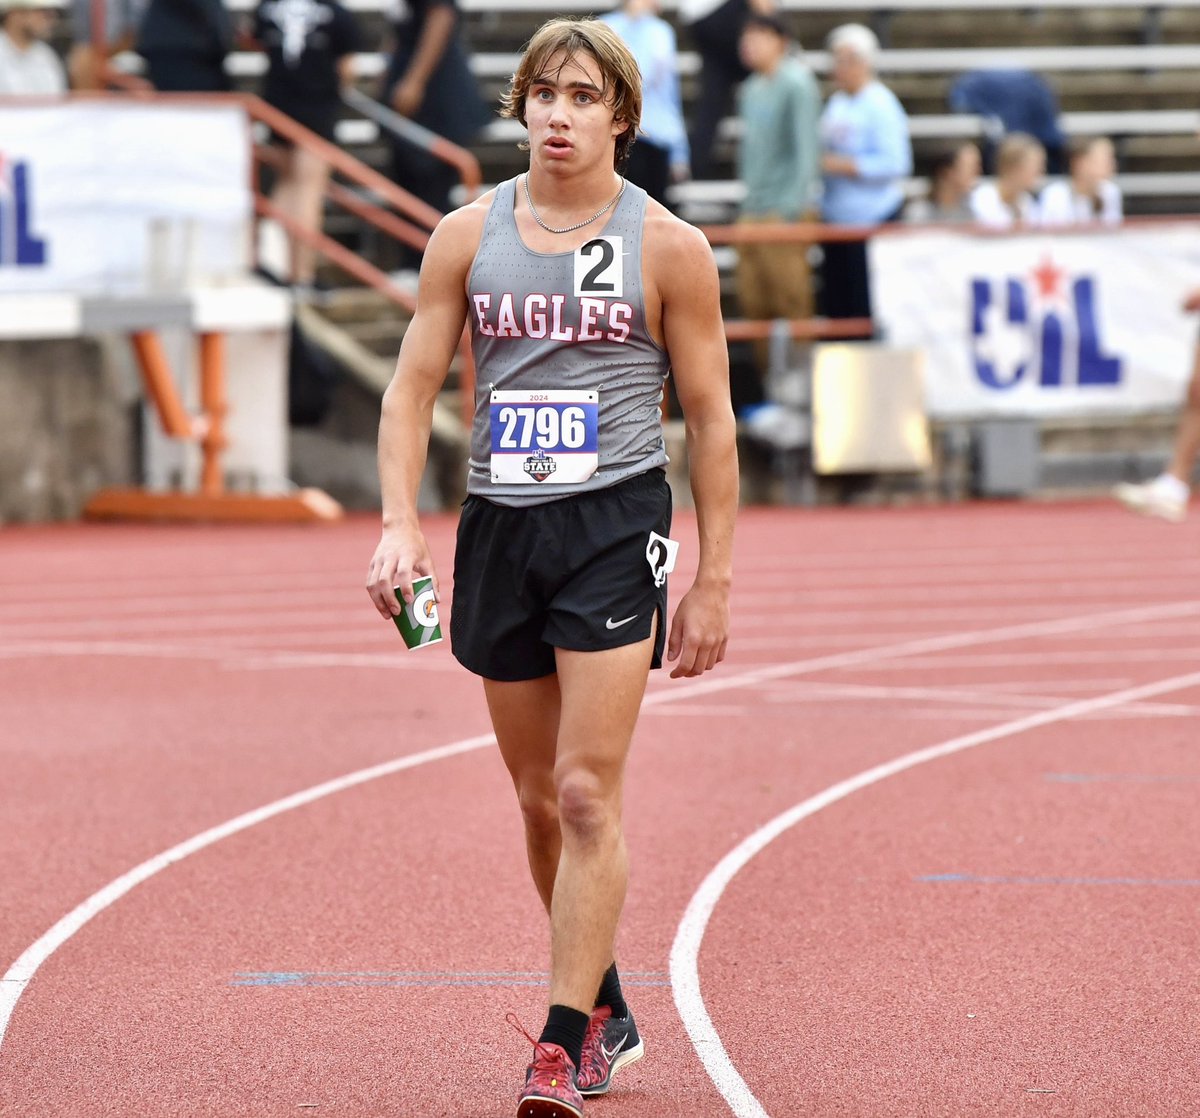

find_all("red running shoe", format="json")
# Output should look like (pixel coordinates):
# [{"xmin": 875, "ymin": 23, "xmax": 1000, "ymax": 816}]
[
  {"xmin": 509, "ymin": 1014, "xmax": 584, "ymax": 1118},
  {"xmin": 576, "ymin": 1005, "xmax": 645, "ymax": 1096}
]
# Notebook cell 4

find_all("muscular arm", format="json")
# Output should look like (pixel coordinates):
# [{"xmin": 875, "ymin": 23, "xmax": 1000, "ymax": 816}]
[
  {"xmin": 654, "ymin": 219, "xmax": 739, "ymax": 677},
  {"xmin": 366, "ymin": 204, "xmax": 482, "ymax": 617}
]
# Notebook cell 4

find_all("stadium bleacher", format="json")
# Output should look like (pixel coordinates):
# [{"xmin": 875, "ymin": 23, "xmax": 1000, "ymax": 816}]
[
  {"xmin": 237, "ymin": 1, "xmax": 1200, "ymax": 215},
  {"xmin": 90, "ymin": 0, "xmax": 1200, "ymax": 221}
]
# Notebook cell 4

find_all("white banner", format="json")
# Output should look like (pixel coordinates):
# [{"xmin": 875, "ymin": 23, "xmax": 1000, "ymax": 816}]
[
  {"xmin": 870, "ymin": 225, "xmax": 1200, "ymax": 419},
  {"xmin": 0, "ymin": 103, "xmax": 251, "ymax": 295}
]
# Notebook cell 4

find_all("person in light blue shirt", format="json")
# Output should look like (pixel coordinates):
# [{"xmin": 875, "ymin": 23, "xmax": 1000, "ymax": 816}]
[
  {"xmin": 602, "ymin": 0, "xmax": 689, "ymax": 205},
  {"xmin": 734, "ymin": 13, "xmax": 821, "ymax": 377},
  {"xmin": 819, "ymin": 23, "xmax": 911, "ymax": 321}
]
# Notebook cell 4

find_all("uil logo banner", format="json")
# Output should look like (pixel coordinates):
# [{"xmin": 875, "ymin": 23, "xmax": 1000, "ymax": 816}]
[
  {"xmin": 0, "ymin": 153, "xmax": 48, "ymax": 268},
  {"xmin": 970, "ymin": 254, "xmax": 1122, "ymax": 392},
  {"xmin": 870, "ymin": 227, "xmax": 1200, "ymax": 418}
]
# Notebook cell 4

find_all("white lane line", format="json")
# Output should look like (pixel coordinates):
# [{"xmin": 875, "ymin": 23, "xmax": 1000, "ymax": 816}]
[
  {"xmin": 0, "ymin": 732, "xmax": 497, "ymax": 1047},
  {"xmin": 756, "ymin": 680, "xmax": 1200, "ymax": 717},
  {"xmin": 731, "ymin": 581, "xmax": 1197, "ymax": 608},
  {"xmin": 1, "ymin": 597, "xmax": 1197, "ymax": 1058},
  {"xmin": 0, "ymin": 641, "xmax": 460, "ymax": 673},
  {"xmin": 668, "ymin": 667, "xmax": 1200, "ymax": 1118},
  {"xmin": 3, "ymin": 570, "xmax": 1195, "ymax": 625},
  {"xmin": 860, "ymin": 646, "xmax": 1200, "ymax": 672},
  {"xmin": 0, "ymin": 601, "xmax": 1111, "ymax": 641},
  {"xmin": 1, "ymin": 545, "xmax": 1196, "ymax": 614}
]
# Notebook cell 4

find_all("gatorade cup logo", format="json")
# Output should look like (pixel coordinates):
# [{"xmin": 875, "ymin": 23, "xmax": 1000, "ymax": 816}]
[
  {"xmin": 412, "ymin": 586, "xmax": 439, "ymax": 629},
  {"xmin": 393, "ymin": 577, "xmax": 443, "ymax": 650}
]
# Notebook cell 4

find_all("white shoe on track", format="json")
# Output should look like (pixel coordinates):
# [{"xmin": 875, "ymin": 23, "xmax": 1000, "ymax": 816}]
[{"xmin": 1113, "ymin": 476, "xmax": 1188, "ymax": 523}]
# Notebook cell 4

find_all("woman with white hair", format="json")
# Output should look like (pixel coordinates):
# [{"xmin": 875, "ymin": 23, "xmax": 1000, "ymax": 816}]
[{"xmin": 818, "ymin": 22, "xmax": 911, "ymax": 321}]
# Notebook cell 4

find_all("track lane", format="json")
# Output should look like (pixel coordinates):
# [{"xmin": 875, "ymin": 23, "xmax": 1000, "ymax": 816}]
[{"xmin": 2, "ymin": 508, "xmax": 1200, "ymax": 1118}]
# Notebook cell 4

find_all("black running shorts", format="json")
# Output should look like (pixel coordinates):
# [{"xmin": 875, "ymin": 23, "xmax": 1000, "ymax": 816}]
[{"xmin": 450, "ymin": 469, "xmax": 673, "ymax": 681}]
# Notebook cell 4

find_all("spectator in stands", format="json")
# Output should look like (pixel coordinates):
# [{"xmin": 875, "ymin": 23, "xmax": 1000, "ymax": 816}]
[
  {"xmin": 601, "ymin": 0, "xmax": 689, "ymax": 206},
  {"xmin": 1039, "ymin": 135, "xmax": 1123, "ymax": 226},
  {"xmin": 1114, "ymin": 289, "xmax": 1200, "ymax": 523},
  {"xmin": 383, "ymin": 0, "xmax": 492, "ymax": 215},
  {"xmin": 254, "ymin": 0, "xmax": 363, "ymax": 291},
  {"xmin": 734, "ymin": 12, "xmax": 820, "ymax": 373},
  {"xmin": 67, "ymin": 0, "xmax": 146, "ymax": 88},
  {"xmin": 948, "ymin": 69, "xmax": 1064, "ymax": 174},
  {"xmin": 819, "ymin": 22, "xmax": 911, "ymax": 322},
  {"xmin": 136, "ymin": 0, "xmax": 233, "ymax": 92},
  {"xmin": 0, "ymin": 0, "xmax": 67, "ymax": 93},
  {"xmin": 905, "ymin": 141, "xmax": 980, "ymax": 224},
  {"xmin": 680, "ymin": 0, "xmax": 776, "ymax": 180},
  {"xmin": 969, "ymin": 131, "xmax": 1044, "ymax": 228}
]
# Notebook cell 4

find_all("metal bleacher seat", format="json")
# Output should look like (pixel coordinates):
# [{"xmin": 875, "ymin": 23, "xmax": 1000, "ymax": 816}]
[
  {"xmin": 224, "ymin": 41, "xmax": 1200, "ymax": 81},
  {"xmin": 219, "ymin": 0, "xmax": 1200, "ymax": 10},
  {"xmin": 206, "ymin": 0, "xmax": 1200, "ymax": 214}
]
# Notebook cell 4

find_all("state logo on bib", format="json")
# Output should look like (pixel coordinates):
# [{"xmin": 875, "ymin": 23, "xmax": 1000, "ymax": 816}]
[
  {"xmin": 490, "ymin": 389, "xmax": 600, "ymax": 485},
  {"xmin": 574, "ymin": 237, "xmax": 623, "ymax": 298}
]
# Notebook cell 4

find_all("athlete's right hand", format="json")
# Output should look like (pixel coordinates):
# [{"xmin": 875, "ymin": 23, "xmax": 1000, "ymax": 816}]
[
  {"xmin": 1184, "ymin": 289, "xmax": 1200, "ymax": 313},
  {"xmin": 366, "ymin": 526, "xmax": 439, "ymax": 619}
]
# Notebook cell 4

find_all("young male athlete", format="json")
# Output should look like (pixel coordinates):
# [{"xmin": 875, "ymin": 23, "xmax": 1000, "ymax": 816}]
[{"xmin": 365, "ymin": 18, "xmax": 737, "ymax": 1117}]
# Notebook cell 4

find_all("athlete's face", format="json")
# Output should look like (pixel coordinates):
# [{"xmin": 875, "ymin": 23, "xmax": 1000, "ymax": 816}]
[{"xmin": 525, "ymin": 50, "xmax": 629, "ymax": 171}]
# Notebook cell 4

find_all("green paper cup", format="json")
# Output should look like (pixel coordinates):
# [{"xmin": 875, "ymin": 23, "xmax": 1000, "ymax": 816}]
[{"xmin": 392, "ymin": 576, "xmax": 443, "ymax": 650}]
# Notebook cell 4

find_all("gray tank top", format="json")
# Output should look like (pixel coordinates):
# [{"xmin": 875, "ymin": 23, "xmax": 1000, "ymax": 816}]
[{"xmin": 465, "ymin": 176, "xmax": 671, "ymax": 506}]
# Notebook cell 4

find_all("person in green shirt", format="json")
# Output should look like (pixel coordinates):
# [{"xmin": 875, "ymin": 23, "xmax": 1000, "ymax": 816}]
[{"xmin": 734, "ymin": 12, "xmax": 821, "ymax": 377}]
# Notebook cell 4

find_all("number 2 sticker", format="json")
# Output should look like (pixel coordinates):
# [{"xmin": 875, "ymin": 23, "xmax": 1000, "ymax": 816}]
[{"xmin": 574, "ymin": 236, "xmax": 623, "ymax": 298}]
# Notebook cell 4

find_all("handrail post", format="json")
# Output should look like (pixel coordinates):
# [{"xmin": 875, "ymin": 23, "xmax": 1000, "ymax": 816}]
[
  {"xmin": 198, "ymin": 331, "xmax": 229, "ymax": 496},
  {"xmin": 129, "ymin": 330, "xmax": 195, "ymax": 439}
]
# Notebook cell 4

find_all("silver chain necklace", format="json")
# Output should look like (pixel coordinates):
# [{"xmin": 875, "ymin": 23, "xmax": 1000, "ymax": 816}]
[{"xmin": 522, "ymin": 174, "xmax": 626, "ymax": 235}]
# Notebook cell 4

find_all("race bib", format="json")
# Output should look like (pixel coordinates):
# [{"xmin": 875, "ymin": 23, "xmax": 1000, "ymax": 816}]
[
  {"xmin": 490, "ymin": 389, "xmax": 599, "ymax": 485},
  {"xmin": 574, "ymin": 237, "xmax": 623, "ymax": 298}
]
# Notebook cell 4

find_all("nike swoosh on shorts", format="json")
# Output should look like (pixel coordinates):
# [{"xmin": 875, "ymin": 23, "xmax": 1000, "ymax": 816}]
[{"xmin": 605, "ymin": 615, "xmax": 638, "ymax": 630}]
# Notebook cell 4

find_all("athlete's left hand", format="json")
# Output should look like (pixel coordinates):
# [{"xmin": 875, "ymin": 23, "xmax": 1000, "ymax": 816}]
[{"xmin": 667, "ymin": 580, "xmax": 729, "ymax": 679}]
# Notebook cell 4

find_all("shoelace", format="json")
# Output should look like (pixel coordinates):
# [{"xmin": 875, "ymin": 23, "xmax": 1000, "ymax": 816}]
[
  {"xmin": 577, "ymin": 1011, "xmax": 609, "ymax": 1084},
  {"xmin": 506, "ymin": 1012, "xmax": 575, "ymax": 1078}
]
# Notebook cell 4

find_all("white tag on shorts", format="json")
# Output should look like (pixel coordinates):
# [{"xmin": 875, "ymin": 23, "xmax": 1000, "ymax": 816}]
[
  {"xmin": 574, "ymin": 237, "xmax": 624, "ymax": 298},
  {"xmin": 489, "ymin": 389, "xmax": 600, "ymax": 485},
  {"xmin": 646, "ymin": 531, "xmax": 679, "ymax": 588}
]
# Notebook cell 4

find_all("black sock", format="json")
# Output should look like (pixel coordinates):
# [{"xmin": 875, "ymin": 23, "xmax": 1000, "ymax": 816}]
[
  {"xmin": 538, "ymin": 1004, "xmax": 590, "ymax": 1072},
  {"xmin": 595, "ymin": 961, "xmax": 629, "ymax": 1019}
]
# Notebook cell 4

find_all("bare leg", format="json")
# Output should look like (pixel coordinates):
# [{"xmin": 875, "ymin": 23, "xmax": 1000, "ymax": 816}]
[
  {"xmin": 1167, "ymin": 347, "xmax": 1200, "ymax": 485},
  {"xmin": 546, "ymin": 631, "xmax": 654, "ymax": 1015},
  {"xmin": 485, "ymin": 674, "xmax": 562, "ymax": 913},
  {"xmin": 289, "ymin": 148, "xmax": 331, "ymax": 285},
  {"xmin": 269, "ymin": 148, "xmax": 299, "ymax": 279}
]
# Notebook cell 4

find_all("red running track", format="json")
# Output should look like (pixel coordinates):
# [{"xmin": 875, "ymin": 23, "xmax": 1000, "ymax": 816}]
[{"xmin": 2, "ymin": 501, "xmax": 1199, "ymax": 1117}]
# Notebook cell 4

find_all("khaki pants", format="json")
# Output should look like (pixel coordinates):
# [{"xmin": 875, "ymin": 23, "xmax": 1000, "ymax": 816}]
[{"xmin": 734, "ymin": 214, "xmax": 813, "ymax": 375}]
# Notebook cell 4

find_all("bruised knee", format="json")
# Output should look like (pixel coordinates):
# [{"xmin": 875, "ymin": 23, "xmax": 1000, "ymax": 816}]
[{"xmin": 555, "ymin": 768, "xmax": 617, "ymax": 844}]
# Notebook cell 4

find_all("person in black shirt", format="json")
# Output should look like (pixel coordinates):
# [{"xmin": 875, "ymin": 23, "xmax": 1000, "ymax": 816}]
[
  {"xmin": 254, "ymin": 0, "xmax": 362, "ymax": 287},
  {"xmin": 136, "ymin": 0, "xmax": 233, "ymax": 91},
  {"xmin": 383, "ymin": 0, "xmax": 492, "ymax": 215}
]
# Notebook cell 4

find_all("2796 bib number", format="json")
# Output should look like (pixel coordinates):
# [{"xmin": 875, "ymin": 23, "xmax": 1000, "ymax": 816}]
[
  {"xmin": 495, "ymin": 404, "xmax": 590, "ymax": 451},
  {"xmin": 489, "ymin": 389, "xmax": 599, "ymax": 485}
]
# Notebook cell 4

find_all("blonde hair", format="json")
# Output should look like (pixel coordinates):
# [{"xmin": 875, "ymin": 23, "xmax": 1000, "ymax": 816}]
[
  {"xmin": 501, "ymin": 18, "xmax": 643, "ymax": 170},
  {"xmin": 995, "ymin": 132, "xmax": 1044, "ymax": 176}
]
